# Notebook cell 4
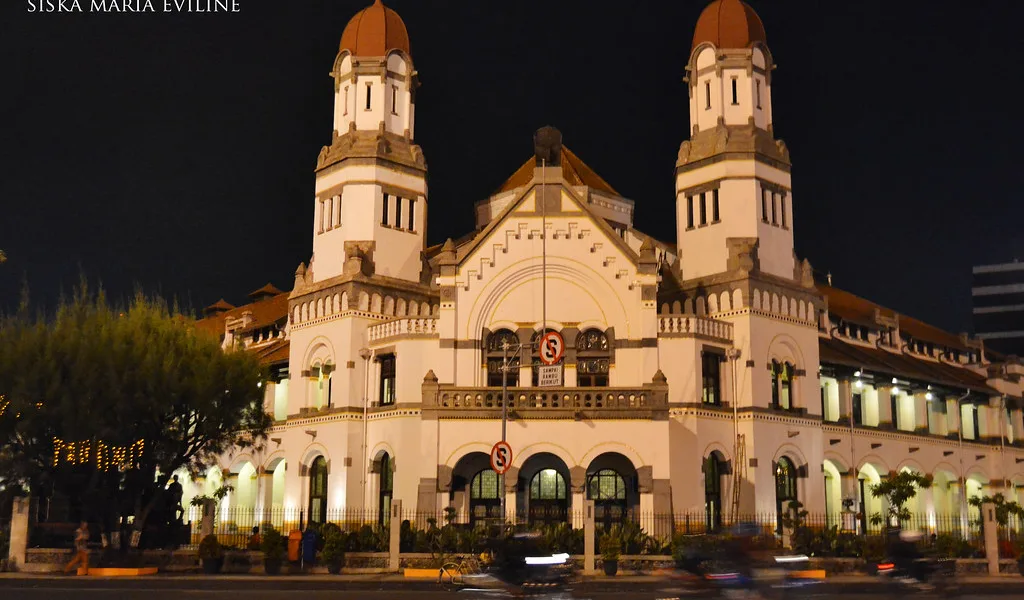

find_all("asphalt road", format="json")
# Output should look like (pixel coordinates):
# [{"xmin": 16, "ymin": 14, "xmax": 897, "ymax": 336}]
[{"xmin": 0, "ymin": 578, "xmax": 1021, "ymax": 599}]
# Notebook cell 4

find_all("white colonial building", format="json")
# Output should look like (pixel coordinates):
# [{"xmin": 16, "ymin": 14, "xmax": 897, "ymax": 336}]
[{"xmin": 188, "ymin": 0, "xmax": 1024, "ymax": 536}]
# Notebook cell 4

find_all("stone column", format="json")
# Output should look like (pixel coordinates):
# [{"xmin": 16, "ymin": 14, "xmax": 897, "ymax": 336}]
[
  {"xmin": 504, "ymin": 468, "xmax": 518, "ymax": 525},
  {"xmin": 877, "ymin": 385, "xmax": 893, "ymax": 428},
  {"xmin": 914, "ymin": 392, "xmax": 929, "ymax": 433},
  {"xmin": 8, "ymin": 497, "xmax": 29, "ymax": 569},
  {"xmin": 637, "ymin": 466, "xmax": 655, "ymax": 536},
  {"xmin": 584, "ymin": 500, "xmax": 596, "ymax": 575},
  {"xmin": 257, "ymin": 469, "xmax": 274, "ymax": 519},
  {"xmin": 570, "ymin": 466, "xmax": 586, "ymax": 529},
  {"xmin": 946, "ymin": 397, "xmax": 961, "ymax": 436},
  {"xmin": 389, "ymin": 500, "xmax": 402, "ymax": 572},
  {"xmin": 837, "ymin": 378, "xmax": 852, "ymax": 422}
]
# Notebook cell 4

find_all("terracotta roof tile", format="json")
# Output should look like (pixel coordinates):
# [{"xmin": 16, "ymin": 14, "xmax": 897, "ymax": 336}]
[
  {"xmin": 254, "ymin": 339, "xmax": 289, "ymax": 366},
  {"xmin": 496, "ymin": 145, "xmax": 618, "ymax": 196},
  {"xmin": 194, "ymin": 292, "xmax": 289, "ymax": 337},
  {"xmin": 692, "ymin": 0, "xmax": 767, "ymax": 52}
]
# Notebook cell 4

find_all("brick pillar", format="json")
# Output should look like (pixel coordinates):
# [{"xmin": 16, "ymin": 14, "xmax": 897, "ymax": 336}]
[
  {"xmin": 584, "ymin": 500, "xmax": 595, "ymax": 575},
  {"xmin": 389, "ymin": 500, "xmax": 402, "ymax": 572},
  {"xmin": 982, "ymin": 501, "xmax": 999, "ymax": 575},
  {"xmin": 8, "ymin": 497, "xmax": 29, "ymax": 569}
]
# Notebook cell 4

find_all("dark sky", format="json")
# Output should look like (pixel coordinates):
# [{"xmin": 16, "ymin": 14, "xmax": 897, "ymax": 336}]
[{"xmin": 2, "ymin": 1, "xmax": 1022, "ymax": 334}]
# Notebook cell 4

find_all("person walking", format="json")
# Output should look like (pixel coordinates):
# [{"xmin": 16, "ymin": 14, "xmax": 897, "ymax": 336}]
[
  {"xmin": 167, "ymin": 475, "xmax": 184, "ymax": 522},
  {"xmin": 63, "ymin": 521, "xmax": 90, "ymax": 575}
]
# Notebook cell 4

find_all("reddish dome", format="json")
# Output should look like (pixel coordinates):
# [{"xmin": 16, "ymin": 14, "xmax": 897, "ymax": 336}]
[
  {"xmin": 691, "ymin": 0, "xmax": 766, "ymax": 53},
  {"xmin": 340, "ymin": 0, "xmax": 410, "ymax": 57}
]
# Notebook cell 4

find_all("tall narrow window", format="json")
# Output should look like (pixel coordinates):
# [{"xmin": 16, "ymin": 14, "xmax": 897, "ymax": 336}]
[
  {"xmin": 686, "ymin": 196, "xmax": 694, "ymax": 229},
  {"xmin": 391, "ymin": 85, "xmax": 399, "ymax": 114},
  {"xmin": 335, "ymin": 194, "xmax": 342, "ymax": 227},
  {"xmin": 731, "ymin": 78, "xmax": 738, "ymax": 105},
  {"xmin": 394, "ymin": 196, "xmax": 403, "ymax": 229},
  {"xmin": 779, "ymin": 362, "xmax": 793, "ymax": 410},
  {"xmin": 408, "ymin": 198, "xmax": 416, "ymax": 231},
  {"xmin": 780, "ymin": 194, "xmax": 788, "ymax": 228},
  {"xmin": 701, "ymin": 351, "xmax": 722, "ymax": 405},
  {"xmin": 378, "ymin": 453, "xmax": 393, "ymax": 526},
  {"xmin": 378, "ymin": 354, "xmax": 396, "ymax": 406},
  {"xmin": 890, "ymin": 392, "xmax": 899, "ymax": 429},
  {"xmin": 852, "ymin": 392, "xmax": 863, "ymax": 426},
  {"xmin": 318, "ymin": 199, "xmax": 325, "ymax": 234},
  {"xmin": 761, "ymin": 188, "xmax": 769, "ymax": 223},
  {"xmin": 711, "ymin": 189, "xmax": 720, "ymax": 222},
  {"xmin": 771, "ymin": 192, "xmax": 778, "ymax": 225},
  {"xmin": 755, "ymin": 80, "xmax": 762, "ymax": 109},
  {"xmin": 343, "ymin": 86, "xmax": 349, "ymax": 115},
  {"xmin": 308, "ymin": 456, "xmax": 328, "ymax": 525},
  {"xmin": 324, "ymin": 196, "xmax": 333, "ymax": 231},
  {"xmin": 699, "ymin": 192, "xmax": 707, "ymax": 225},
  {"xmin": 576, "ymin": 329, "xmax": 610, "ymax": 387},
  {"xmin": 770, "ymin": 360, "xmax": 781, "ymax": 408},
  {"xmin": 365, "ymin": 84, "xmax": 372, "ymax": 110},
  {"xmin": 381, "ymin": 193, "xmax": 390, "ymax": 226},
  {"xmin": 705, "ymin": 81, "xmax": 711, "ymax": 109}
]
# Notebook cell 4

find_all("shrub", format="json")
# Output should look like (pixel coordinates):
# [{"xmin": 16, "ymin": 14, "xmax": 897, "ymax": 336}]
[
  {"xmin": 932, "ymin": 534, "xmax": 975, "ymax": 559},
  {"xmin": 260, "ymin": 527, "xmax": 286, "ymax": 560},
  {"xmin": 198, "ymin": 534, "xmax": 223, "ymax": 560},
  {"xmin": 599, "ymin": 533, "xmax": 621, "ymax": 562},
  {"xmin": 320, "ymin": 530, "xmax": 347, "ymax": 565}
]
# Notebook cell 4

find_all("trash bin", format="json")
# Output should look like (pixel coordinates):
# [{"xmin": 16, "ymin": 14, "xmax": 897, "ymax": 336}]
[
  {"xmin": 302, "ymin": 529, "xmax": 318, "ymax": 565},
  {"xmin": 288, "ymin": 530, "xmax": 302, "ymax": 562}
]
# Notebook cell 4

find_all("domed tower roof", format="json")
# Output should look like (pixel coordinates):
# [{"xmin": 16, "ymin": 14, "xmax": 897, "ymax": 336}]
[
  {"xmin": 340, "ymin": 0, "xmax": 410, "ymax": 57},
  {"xmin": 691, "ymin": 0, "xmax": 766, "ymax": 53}
]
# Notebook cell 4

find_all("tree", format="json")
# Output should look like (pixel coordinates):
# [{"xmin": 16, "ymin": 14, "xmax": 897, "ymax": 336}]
[
  {"xmin": 0, "ymin": 249, "xmax": 6, "ymax": 263},
  {"xmin": 869, "ymin": 471, "xmax": 932, "ymax": 527},
  {"xmin": 968, "ymin": 493, "xmax": 1024, "ymax": 526},
  {"xmin": 0, "ymin": 282, "xmax": 272, "ymax": 550}
]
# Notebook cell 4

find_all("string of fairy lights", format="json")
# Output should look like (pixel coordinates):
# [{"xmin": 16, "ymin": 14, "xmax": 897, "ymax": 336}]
[
  {"xmin": 2, "ymin": 394, "xmax": 146, "ymax": 472},
  {"xmin": 51, "ymin": 438, "xmax": 146, "ymax": 471}
]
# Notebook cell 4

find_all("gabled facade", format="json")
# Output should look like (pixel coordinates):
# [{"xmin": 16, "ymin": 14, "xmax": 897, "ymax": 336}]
[{"xmin": 183, "ymin": 0, "xmax": 1024, "ymax": 536}]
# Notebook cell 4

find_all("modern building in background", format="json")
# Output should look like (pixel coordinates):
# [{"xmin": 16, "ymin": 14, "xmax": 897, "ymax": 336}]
[
  {"xmin": 184, "ymin": 0, "xmax": 1024, "ymax": 536},
  {"xmin": 973, "ymin": 261, "xmax": 1024, "ymax": 356}
]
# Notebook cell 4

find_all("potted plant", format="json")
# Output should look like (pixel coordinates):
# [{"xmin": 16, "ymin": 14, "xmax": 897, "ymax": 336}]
[
  {"xmin": 320, "ymin": 530, "xmax": 347, "ymax": 575},
  {"xmin": 198, "ymin": 534, "xmax": 224, "ymax": 574},
  {"xmin": 261, "ymin": 527, "xmax": 286, "ymax": 575},
  {"xmin": 600, "ymin": 533, "xmax": 621, "ymax": 576}
]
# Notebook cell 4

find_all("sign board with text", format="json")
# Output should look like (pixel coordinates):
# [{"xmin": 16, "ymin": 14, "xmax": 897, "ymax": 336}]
[{"xmin": 537, "ymin": 365, "xmax": 563, "ymax": 387}]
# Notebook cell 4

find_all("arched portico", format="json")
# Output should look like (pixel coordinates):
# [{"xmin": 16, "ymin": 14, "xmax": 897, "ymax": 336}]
[
  {"xmin": 448, "ymin": 451, "xmax": 499, "ymax": 527},
  {"xmin": 517, "ymin": 452, "xmax": 572, "ymax": 527},
  {"xmin": 586, "ymin": 452, "xmax": 639, "ymax": 532}
]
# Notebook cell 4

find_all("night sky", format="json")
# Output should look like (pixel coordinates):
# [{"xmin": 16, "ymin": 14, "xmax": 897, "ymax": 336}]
[{"xmin": 2, "ymin": 1, "xmax": 1022, "ymax": 335}]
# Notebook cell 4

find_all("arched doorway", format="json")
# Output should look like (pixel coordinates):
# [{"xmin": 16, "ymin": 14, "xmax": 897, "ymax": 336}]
[
  {"xmin": 378, "ymin": 452, "xmax": 394, "ymax": 526},
  {"xmin": 449, "ymin": 451, "xmax": 497, "ymax": 526},
  {"xmin": 469, "ymin": 470, "xmax": 502, "ymax": 528},
  {"xmin": 775, "ymin": 456, "xmax": 798, "ymax": 534},
  {"xmin": 858, "ymin": 463, "xmax": 884, "ymax": 533},
  {"xmin": 823, "ymin": 459, "xmax": 845, "ymax": 528},
  {"xmin": 704, "ymin": 453, "xmax": 726, "ymax": 532},
  {"xmin": 586, "ymin": 452, "xmax": 639, "ymax": 532},
  {"xmin": 308, "ymin": 456, "xmax": 328, "ymax": 526},
  {"xmin": 518, "ymin": 453, "xmax": 571, "ymax": 527}
]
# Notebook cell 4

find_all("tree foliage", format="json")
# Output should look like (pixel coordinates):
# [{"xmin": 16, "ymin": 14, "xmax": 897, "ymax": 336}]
[
  {"xmin": 0, "ymin": 282, "xmax": 271, "ymax": 546},
  {"xmin": 870, "ymin": 470, "xmax": 932, "ymax": 526},
  {"xmin": 968, "ymin": 493, "xmax": 1024, "ymax": 526}
]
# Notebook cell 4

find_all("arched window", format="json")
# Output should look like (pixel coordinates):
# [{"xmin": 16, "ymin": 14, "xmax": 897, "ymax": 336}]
[
  {"xmin": 528, "ymin": 469, "xmax": 568, "ymax": 527},
  {"xmin": 378, "ymin": 453, "xmax": 393, "ymax": 526},
  {"xmin": 704, "ymin": 454, "xmax": 724, "ymax": 532},
  {"xmin": 469, "ymin": 470, "xmax": 501, "ymax": 527},
  {"xmin": 308, "ymin": 456, "xmax": 328, "ymax": 525},
  {"xmin": 775, "ymin": 457, "xmax": 798, "ymax": 533},
  {"xmin": 486, "ymin": 329, "xmax": 520, "ymax": 387},
  {"xmin": 588, "ymin": 469, "xmax": 627, "ymax": 529},
  {"xmin": 780, "ymin": 362, "xmax": 793, "ymax": 410},
  {"xmin": 575, "ymin": 329, "xmax": 610, "ymax": 387}
]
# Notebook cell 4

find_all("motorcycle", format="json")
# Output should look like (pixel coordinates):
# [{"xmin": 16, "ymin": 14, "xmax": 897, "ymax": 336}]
[{"xmin": 875, "ymin": 557, "xmax": 959, "ymax": 596}]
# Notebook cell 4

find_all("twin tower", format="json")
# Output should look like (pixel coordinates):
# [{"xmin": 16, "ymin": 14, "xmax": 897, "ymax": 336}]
[{"xmin": 305, "ymin": 0, "xmax": 800, "ymax": 291}]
